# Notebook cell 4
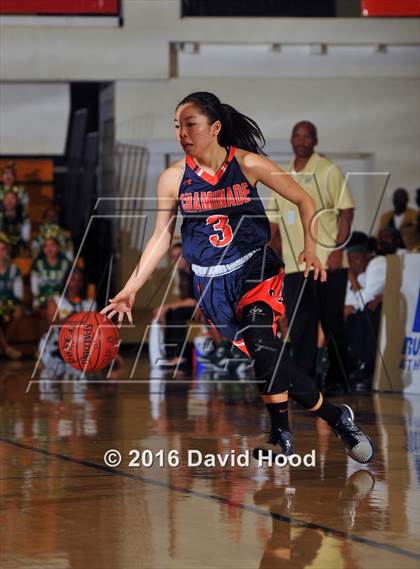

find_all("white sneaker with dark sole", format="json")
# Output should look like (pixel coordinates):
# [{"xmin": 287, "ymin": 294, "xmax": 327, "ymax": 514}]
[{"xmin": 333, "ymin": 404, "xmax": 374, "ymax": 464}]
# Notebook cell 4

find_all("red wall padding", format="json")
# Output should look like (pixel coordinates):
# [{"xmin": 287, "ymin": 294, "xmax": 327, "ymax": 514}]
[
  {"xmin": 0, "ymin": 1, "xmax": 118, "ymax": 15},
  {"xmin": 361, "ymin": 0, "xmax": 420, "ymax": 16}
]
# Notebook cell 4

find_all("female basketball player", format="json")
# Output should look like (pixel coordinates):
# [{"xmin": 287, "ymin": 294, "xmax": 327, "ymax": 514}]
[{"xmin": 102, "ymin": 92, "xmax": 374, "ymax": 464}]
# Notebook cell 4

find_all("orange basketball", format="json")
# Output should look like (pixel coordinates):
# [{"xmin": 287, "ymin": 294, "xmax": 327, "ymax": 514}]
[{"xmin": 58, "ymin": 311, "xmax": 119, "ymax": 372}]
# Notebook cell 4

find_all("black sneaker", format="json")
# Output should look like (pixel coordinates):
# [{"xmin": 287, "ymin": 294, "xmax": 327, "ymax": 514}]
[
  {"xmin": 333, "ymin": 404, "xmax": 374, "ymax": 464},
  {"xmin": 252, "ymin": 428, "xmax": 294, "ymax": 461}
]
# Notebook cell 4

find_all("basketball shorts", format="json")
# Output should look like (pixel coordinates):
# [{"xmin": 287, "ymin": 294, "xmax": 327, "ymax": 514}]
[{"xmin": 192, "ymin": 247, "xmax": 285, "ymax": 354}]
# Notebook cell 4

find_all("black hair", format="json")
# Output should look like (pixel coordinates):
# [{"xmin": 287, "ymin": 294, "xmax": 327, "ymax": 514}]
[
  {"xmin": 345, "ymin": 231, "xmax": 369, "ymax": 253},
  {"xmin": 393, "ymin": 187, "xmax": 408, "ymax": 197},
  {"xmin": 367, "ymin": 236, "xmax": 377, "ymax": 253},
  {"xmin": 346, "ymin": 231, "xmax": 380, "ymax": 255},
  {"xmin": 176, "ymin": 91, "xmax": 266, "ymax": 155},
  {"xmin": 378, "ymin": 226, "xmax": 405, "ymax": 249}
]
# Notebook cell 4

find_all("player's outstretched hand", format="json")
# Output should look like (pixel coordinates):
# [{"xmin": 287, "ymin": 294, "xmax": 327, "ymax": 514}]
[
  {"xmin": 298, "ymin": 250, "xmax": 327, "ymax": 282},
  {"xmin": 101, "ymin": 288, "xmax": 136, "ymax": 327}
]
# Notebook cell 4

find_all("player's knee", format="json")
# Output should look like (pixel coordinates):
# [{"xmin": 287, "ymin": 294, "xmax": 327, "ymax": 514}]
[
  {"xmin": 240, "ymin": 301, "xmax": 277, "ymax": 374},
  {"xmin": 240, "ymin": 331, "xmax": 288, "ymax": 395},
  {"xmin": 240, "ymin": 301, "xmax": 291, "ymax": 393},
  {"xmin": 250, "ymin": 337, "xmax": 280, "ymax": 381}
]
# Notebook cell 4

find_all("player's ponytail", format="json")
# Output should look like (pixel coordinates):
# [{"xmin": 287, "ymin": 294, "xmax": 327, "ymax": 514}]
[{"xmin": 176, "ymin": 92, "xmax": 266, "ymax": 155}]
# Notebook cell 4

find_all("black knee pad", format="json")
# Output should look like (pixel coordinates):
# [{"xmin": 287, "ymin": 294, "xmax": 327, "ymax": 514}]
[
  {"xmin": 240, "ymin": 302, "xmax": 290, "ymax": 394},
  {"xmin": 240, "ymin": 301, "xmax": 321, "ymax": 406},
  {"xmin": 240, "ymin": 302, "xmax": 276, "ymax": 365}
]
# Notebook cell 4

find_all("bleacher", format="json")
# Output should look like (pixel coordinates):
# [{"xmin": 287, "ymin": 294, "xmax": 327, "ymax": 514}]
[{"xmin": 0, "ymin": 158, "xmax": 54, "ymax": 349}]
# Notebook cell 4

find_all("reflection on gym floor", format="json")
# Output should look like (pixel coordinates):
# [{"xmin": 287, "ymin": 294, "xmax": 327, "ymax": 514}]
[{"xmin": 0, "ymin": 359, "xmax": 419, "ymax": 569}]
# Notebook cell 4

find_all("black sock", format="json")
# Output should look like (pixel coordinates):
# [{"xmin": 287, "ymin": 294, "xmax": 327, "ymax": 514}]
[
  {"xmin": 312, "ymin": 399, "xmax": 341, "ymax": 426},
  {"xmin": 266, "ymin": 401, "xmax": 290, "ymax": 431}
]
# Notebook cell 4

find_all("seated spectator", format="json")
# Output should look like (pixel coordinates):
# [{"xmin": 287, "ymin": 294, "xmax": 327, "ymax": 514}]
[
  {"xmin": 378, "ymin": 188, "xmax": 419, "ymax": 250},
  {"xmin": 379, "ymin": 226, "xmax": 406, "ymax": 253},
  {"xmin": 31, "ymin": 226, "xmax": 71, "ymax": 337},
  {"xmin": 38, "ymin": 267, "xmax": 95, "ymax": 372},
  {"xmin": 0, "ymin": 163, "xmax": 29, "ymax": 214},
  {"xmin": 193, "ymin": 322, "xmax": 253, "ymax": 379},
  {"xmin": 345, "ymin": 233, "xmax": 384, "ymax": 316},
  {"xmin": 344, "ymin": 228, "xmax": 401, "ymax": 389},
  {"xmin": 149, "ymin": 242, "xmax": 196, "ymax": 367},
  {"xmin": 0, "ymin": 191, "xmax": 31, "ymax": 257},
  {"xmin": 0, "ymin": 233, "xmax": 24, "ymax": 359},
  {"xmin": 32, "ymin": 206, "xmax": 74, "ymax": 261}
]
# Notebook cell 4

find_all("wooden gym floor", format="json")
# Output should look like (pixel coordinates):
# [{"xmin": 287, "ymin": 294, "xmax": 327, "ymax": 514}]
[{"xmin": 0, "ymin": 358, "xmax": 419, "ymax": 569}]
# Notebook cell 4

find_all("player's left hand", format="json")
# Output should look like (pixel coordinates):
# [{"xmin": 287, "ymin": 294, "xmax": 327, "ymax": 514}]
[
  {"xmin": 101, "ymin": 287, "xmax": 136, "ymax": 327},
  {"xmin": 298, "ymin": 250, "xmax": 327, "ymax": 282}
]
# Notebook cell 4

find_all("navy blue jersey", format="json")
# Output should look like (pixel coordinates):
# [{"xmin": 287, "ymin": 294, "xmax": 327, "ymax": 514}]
[{"xmin": 178, "ymin": 147, "xmax": 270, "ymax": 267}]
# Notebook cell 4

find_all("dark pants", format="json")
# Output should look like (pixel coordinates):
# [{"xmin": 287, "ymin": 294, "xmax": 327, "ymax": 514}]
[
  {"xmin": 345, "ymin": 304, "xmax": 382, "ymax": 376},
  {"xmin": 283, "ymin": 269, "xmax": 349, "ymax": 388},
  {"xmin": 164, "ymin": 307, "xmax": 195, "ymax": 359}
]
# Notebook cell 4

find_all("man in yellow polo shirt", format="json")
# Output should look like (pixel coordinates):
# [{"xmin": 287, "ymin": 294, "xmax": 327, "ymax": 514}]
[{"xmin": 267, "ymin": 121, "xmax": 355, "ymax": 395}]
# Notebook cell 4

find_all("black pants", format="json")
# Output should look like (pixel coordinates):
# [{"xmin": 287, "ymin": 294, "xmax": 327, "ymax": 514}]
[
  {"xmin": 345, "ymin": 304, "xmax": 382, "ymax": 376},
  {"xmin": 164, "ymin": 307, "xmax": 195, "ymax": 359},
  {"xmin": 283, "ymin": 269, "xmax": 349, "ymax": 388}
]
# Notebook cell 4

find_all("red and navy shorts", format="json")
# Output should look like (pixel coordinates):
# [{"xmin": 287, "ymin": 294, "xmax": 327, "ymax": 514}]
[{"xmin": 193, "ymin": 247, "xmax": 285, "ymax": 355}]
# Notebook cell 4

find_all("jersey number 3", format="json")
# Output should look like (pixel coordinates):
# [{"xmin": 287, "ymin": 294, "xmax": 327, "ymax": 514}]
[{"xmin": 206, "ymin": 215, "xmax": 233, "ymax": 248}]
